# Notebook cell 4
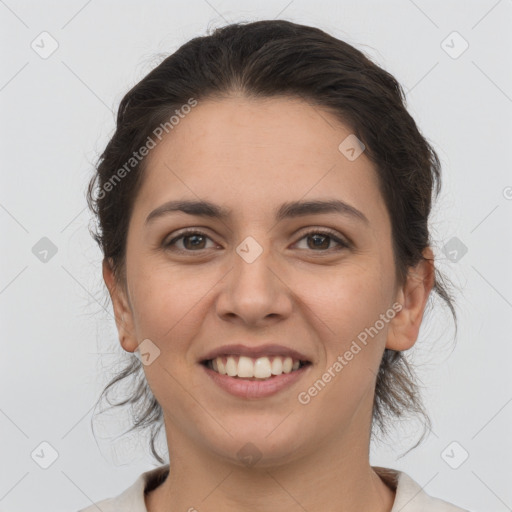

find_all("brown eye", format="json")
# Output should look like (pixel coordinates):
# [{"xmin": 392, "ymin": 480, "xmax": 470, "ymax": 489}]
[
  {"xmin": 181, "ymin": 233, "xmax": 208, "ymax": 250},
  {"xmin": 295, "ymin": 229, "xmax": 349, "ymax": 252},
  {"xmin": 163, "ymin": 230, "xmax": 215, "ymax": 252}
]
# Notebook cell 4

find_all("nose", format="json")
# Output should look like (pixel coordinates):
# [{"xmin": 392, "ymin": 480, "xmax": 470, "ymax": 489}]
[{"xmin": 215, "ymin": 236, "xmax": 293, "ymax": 327}]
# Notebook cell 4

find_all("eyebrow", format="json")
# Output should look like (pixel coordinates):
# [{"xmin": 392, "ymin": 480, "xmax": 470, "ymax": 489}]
[{"xmin": 145, "ymin": 198, "xmax": 369, "ymax": 225}]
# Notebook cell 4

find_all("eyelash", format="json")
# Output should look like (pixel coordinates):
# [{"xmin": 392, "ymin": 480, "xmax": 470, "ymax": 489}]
[{"xmin": 163, "ymin": 228, "xmax": 350, "ymax": 254}]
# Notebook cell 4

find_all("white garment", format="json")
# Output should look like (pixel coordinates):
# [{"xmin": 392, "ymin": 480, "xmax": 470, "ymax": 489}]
[{"xmin": 77, "ymin": 464, "xmax": 470, "ymax": 512}]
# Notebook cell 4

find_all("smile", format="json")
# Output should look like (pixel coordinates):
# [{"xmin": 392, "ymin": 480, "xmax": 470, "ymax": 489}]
[
  {"xmin": 201, "ymin": 355, "xmax": 312, "ymax": 399},
  {"xmin": 203, "ymin": 355, "xmax": 309, "ymax": 379}
]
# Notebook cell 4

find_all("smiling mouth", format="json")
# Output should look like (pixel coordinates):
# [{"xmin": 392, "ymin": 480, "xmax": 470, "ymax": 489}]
[{"xmin": 201, "ymin": 355, "xmax": 311, "ymax": 380}]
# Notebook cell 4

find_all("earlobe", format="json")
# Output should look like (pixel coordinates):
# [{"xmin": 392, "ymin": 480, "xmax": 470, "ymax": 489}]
[
  {"xmin": 102, "ymin": 258, "xmax": 139, "ymax": 353},
  {"xmin": 386, "ymin": 248, "xmax": 435, "ymax": 352}
]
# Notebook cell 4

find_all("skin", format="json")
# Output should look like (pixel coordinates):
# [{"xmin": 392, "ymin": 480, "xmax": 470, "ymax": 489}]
[{"xmin": 103, "ymin": 94, "xmax": 434, "ymax": 512}]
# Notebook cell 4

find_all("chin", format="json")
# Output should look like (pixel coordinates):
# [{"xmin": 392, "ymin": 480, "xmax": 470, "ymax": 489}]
[{"xmin": 205, "ymin": 426, "xmax": 310, "ymax": 470}]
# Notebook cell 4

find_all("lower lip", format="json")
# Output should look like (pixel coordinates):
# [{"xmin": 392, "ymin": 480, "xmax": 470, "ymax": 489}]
[{"xmin": 202, "ymin": 363, "xmax": 311, "ymax": 399}]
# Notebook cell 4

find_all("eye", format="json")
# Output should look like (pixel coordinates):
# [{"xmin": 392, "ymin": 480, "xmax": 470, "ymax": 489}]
[
  {"xmin": 162, "ymin": 228, "xmax": 350, "ymax": 254},
  {"xmin": 163, "ymin": 229, "xmax": 217, "ymax": 252},
  {"xmin": 294, "ymin": 229, "xmax": 350, "ymax": 252}
]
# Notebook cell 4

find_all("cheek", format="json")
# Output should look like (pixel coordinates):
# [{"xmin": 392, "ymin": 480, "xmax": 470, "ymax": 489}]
[
  {"xmin": 128, "ymin": 245, "xmax": 393, "ymax": 347},
  {"xmin": 126, "ymin": 257, "xmax": 218, "ymax": 352},
  {"xmin": 126, "ymin": 264, "xmax": 208, "ymax": 414},
  {"xmin": 293, "ymin": 270, "xmax": 392, "ymax": 435},
  {"xmin": 301, "ymin": 261, "xmax": 393, "ymax": 395},
  {"xmin": 296, "ymin": 260, "xmax": 393, "ymax": 344}
]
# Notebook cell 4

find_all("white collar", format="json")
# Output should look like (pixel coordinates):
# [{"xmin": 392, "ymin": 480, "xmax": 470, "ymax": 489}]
[{"xmin": 79, "ymin": 464, "xmax": 469, "ymax": 512}]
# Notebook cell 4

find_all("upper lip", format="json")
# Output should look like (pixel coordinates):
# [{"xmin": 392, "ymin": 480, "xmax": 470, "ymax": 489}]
[{"xmin": 200, "ymin": 344, "xmax": 311, "ymax": 363}]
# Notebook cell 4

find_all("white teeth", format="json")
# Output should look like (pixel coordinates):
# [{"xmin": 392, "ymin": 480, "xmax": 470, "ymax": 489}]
[
  {"xmin": 237, "ymin": 356, "xmax": 254, "ymax": 378},
  {"xmin": 217, "ymin": 358, "xmax": 227, "ymax": 375},
  {"xmin": 254, "ymin": 357, "xmax": 272, "ymax": 378},
  {"xmin": 271, "ymin": 357, "xmax": 283, "ymax": 375},
  {"xmin": 225, "ymin": 357, "xmax": 238, "ymax": 377},
  {"xmin": 209, "ymin": 355, "xmax": 305, "ymax": 379}
]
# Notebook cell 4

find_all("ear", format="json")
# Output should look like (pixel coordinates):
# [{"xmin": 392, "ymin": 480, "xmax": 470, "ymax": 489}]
[
  {"xmin": 102, "ymin": 258, "xmax": 139, "ymax": 353},
  {"xmin": 386, "ymin": 247, "xmax": 435, "ymax": 351}
]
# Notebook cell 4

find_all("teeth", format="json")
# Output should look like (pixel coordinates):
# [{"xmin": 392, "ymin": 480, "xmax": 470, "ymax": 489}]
[
  {"xmin": 217, "ymin": 358, "xmax": 227, "ymax": 375},
  {"xmin": 225, "ymin": 357, "xmax": 237, "ymax": 377},
  {"xmin": 238, "ymin": 356, "xmax": 254, "ymax": 378},
  {"xmin": 208, "ymin": 355, "xmax": 305, "ymax": 379},
  {"xmin": 271, "ymin": 357, "xmax": 283, "ymax": 375},
  {"xmin": 254, "ymin": 356, "xmax": 272, "ymax": 378}
]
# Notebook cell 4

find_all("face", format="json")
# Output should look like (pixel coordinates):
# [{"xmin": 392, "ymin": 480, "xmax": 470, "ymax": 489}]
[{"xmin": 104, "ymin": 95, "xmax": 433, "ymax": 467}]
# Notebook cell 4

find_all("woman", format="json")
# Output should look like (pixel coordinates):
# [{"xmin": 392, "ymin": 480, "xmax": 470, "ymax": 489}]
[{"xmin": 80, "ymin": 19, "xmax": 468, "ymax": 512}]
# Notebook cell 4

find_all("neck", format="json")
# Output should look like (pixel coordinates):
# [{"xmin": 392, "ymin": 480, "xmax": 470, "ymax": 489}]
[{"xmin": 145, "ymin": 420, "xmax": 395, "ymax": 512}]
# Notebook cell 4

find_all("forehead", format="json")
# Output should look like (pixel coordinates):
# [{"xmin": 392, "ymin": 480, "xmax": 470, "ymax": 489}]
[{"xmin": 134, "ymin": 95, "xmax": 386, "ymax": 226}]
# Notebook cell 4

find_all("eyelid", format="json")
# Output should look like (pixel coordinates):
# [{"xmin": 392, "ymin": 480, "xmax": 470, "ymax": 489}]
[
  {"xmin": 163, "ymin": 227, "xmax": 218, "ymax": 249},
  {"xmin": 163, "ymin": 226, "xmax": 351, "ymax": 252},
  {"xmin": 294, "ymin": 227, "xmax": 351, "ymax": 249}
]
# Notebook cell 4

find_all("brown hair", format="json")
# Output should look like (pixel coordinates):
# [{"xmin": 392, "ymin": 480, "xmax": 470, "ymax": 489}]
[{"xmin": 87, "ymin": 19, "xmax": 457, "ymax": 463}]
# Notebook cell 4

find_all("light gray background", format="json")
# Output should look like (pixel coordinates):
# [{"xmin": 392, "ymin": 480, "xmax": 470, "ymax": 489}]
[{"xmin": 1, "ymin": 1, "xmax": 511, "ymax": 511}]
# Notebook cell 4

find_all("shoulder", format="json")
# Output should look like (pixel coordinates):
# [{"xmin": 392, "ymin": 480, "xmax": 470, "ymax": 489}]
[
  {"xmin": 373, "ymin": 466, "xmax": 471, "ymax": 512},
  {"xmin": 77, "ymin": 465, "xmax": 170, "ymax": 512}
]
